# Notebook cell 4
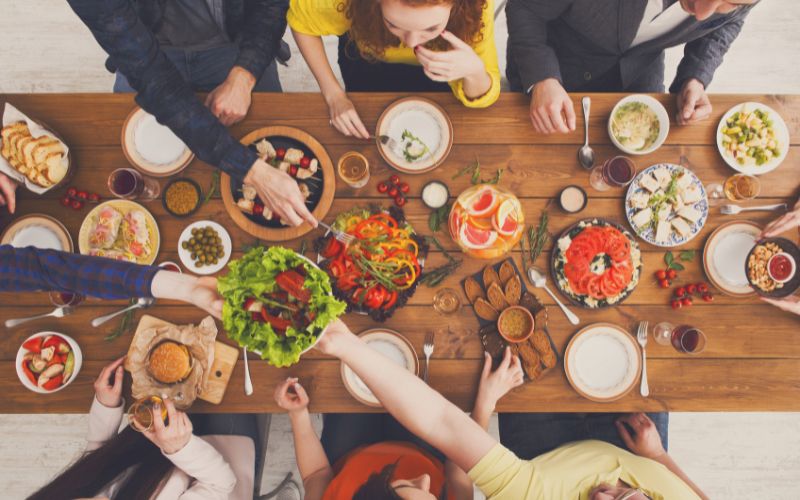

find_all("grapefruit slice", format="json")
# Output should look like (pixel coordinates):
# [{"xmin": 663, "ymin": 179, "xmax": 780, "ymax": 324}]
[
  {"xmin": 492, "ymin": 198, "xmax": 521, "ymax": 236},
  {"xmin": 459, "ymin": 222, "xmax": 498, "ymax": 250},
  {"xmin": 463, "ymin": 187, "xmax": 499, "ymax": 217}
]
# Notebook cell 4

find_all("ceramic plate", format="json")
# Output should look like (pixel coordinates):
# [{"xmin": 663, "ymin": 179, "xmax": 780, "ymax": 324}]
[
  {"xmin": 564, "ymin": 323, "xmax": 641, "ymax": 403},
  {"xmin": 703, "ymin": 221, "xmax": 761, "ymax": 297},
  {"xmin": 78, "ymin": 199, "xmax": 160, "ymax": 265},
  {"xmin": 608, "ymin": 94, "xmax": 670, "ymax": 155},
  {"xmin": 716, "ymin": 102, "xmax": 789, "ymax": 175},
  {"xmin": 122, "ymin": 106, "xmax": 194, "ymax": 177},
  {"xmin": 744, "ymin": 237, "xmax": 800, "ymax": 298},
  {"xmin": 177, "ymin": 220, "xmax": 232, "ymax": 275},
  {"xmin": 376, "ymin": 97, "xmax": 453, "ymax": 174},
  {"xmin": 1, "ymin": 214, "xmax": 73, "ymax": 251},
  {"xmin": 625, "ymin": 163, "xmax": 709, "ymax": 247},
  {"xmin": 341, "ymin": 328, "xmax": 419, "ymax": 407}
]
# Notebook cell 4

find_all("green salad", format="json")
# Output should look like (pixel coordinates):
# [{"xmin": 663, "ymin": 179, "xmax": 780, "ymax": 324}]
[{"xmin": 218, "ymin": 246, "xmax": 346, "ymax": 367}]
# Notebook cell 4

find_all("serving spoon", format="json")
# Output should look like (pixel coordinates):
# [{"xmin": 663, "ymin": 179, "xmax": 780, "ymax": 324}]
[
  {"xmin": 526, "ymin": 266, "xmax": 580, "ymax": 326},
  {"xmin": 577, "ymin": 96, "xmax": 595, "ymax": 169}
]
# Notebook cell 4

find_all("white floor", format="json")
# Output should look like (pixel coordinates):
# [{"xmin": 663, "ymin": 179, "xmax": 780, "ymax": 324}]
[{"xmin": 2, "ymin": 1, "xmax": 799, "ymax": 498}]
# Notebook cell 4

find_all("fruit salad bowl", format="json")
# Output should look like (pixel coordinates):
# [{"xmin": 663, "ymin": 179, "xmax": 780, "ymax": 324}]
[{"xmin": 449, "ymin": 184, "xmax": 524, "ymax": 259}]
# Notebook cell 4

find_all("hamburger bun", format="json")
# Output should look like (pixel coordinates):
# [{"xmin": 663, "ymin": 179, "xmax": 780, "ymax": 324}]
[{"xmin": 147, "ymin": 340, "xmax": 193, "ymax": 384}]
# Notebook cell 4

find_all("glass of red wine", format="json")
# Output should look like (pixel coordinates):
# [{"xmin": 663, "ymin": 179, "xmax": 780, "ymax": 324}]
[
  {"xmin": 108, "ymin": 168, "xmax": 161, "ymax": 201},
  {"xmin": 589, "ymin": 156, "xmax": 636, "ymax": 191},
  {"xmin": 671, "ymin": 325, "xmax": 707, "ymax": 355},
  {"xmin": 49, "ymin": 291, "xmax": 84, "ymax": 307}
]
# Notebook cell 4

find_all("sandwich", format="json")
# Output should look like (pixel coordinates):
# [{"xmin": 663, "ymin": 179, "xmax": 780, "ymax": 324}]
[{"xmin": 147, "ymin": 340, "xmax": 193, "ymax": 384}]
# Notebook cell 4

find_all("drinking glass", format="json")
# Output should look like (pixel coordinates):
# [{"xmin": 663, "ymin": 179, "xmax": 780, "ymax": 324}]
[
  {"xmin": 589, "ymin": 156, "xmax": 636, "ymax": 191},
  {"xmin": 671, "ymin": 325, "xmax": 707, "ymax": 355},
  {"xmin": 337, "ymin": 152, "xmax": 370, "ymax": 189},
  {"xmin": 723, "ymin": 173, "xmax": 760, "ymax": 201},
  {"xmin": 432, "ymin": 288, "xmax": 462, "ymax": 315},
  {"xmin": 652, "ymin": 321, "xmax": 674, "ymax": 346},
  {"xmin": 49, "ymin": 291, "xmax": 84, "ymax": 307},
  {"xmin": 108, "ymin": 168, "xmax": 161, "ymax": 201},
  {"xmin": 128, "ymin": 396, "xmax": 167, "ymax": 432}
]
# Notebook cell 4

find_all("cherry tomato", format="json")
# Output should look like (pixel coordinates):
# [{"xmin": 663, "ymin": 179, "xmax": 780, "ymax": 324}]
[
  {"xmin": 702, "ymin": 293, "xmax": 714, "ymax": 302},
  {"xmin": 394, "ymin": 195, "xmax": 406, "ymax": 207},
  {"xmin": 658, "ymin": 279, "xmax": 670, "ymax": 289},
  {"xmin": 674, "ymin": 287, "xmax": 686, "ymax": 298},
  {"xmin": 399, "ymin": 182, "xmax": 410, "ymax": 193},
  {"xmin": 275, "ymin": 148, "xmax": 286, "ymax": 160},
  {"xmin": 70, "ymin": 199, "xmax": 84, "ymax": 210},
  {"xmin": 671, "ymin": 299, "xmax": 682, "ymax": 310},
  {"xmin": 289, "ymin": 165, "xmax": 299, "ymax": 177},
  {"xmin": 686, "ymin": 283, "xmax": 697, "ymax": 295},
  {"xmin": 655, "ymin": 269, "xmax": 667, "ymax": 280},
  {"xmin": 697, "ymin": 283, "xmax": 709, "ymax": 293},
  {"xmin": 66, "ymin": 186, "xmax": 77, "ymax": 197},
  {"xmin": 88, "ymin": 193, "xmax": 101, "ymax": 203},
  {"xmin": 389, "ymin": 174, "xmax": 400, "ymax": 185},
  {"xmin": 253, "ymin": 204, "xmax": 264, "ymax": 216},
  {"xmin": 681, "ymin": 297, "xmax": 692, "ymax": 307},
  {"xmin": 300, "ymin": 157, "xmax": 311, "ymax": 168},
  {"xmin": 76, "ymin": 190, "xmax": 88, "ymax": 200},
  {"xmin": 388, "ymin": 187, "xmax": 399, "ymax": 197},
  {"xmin": 667, "ymin": 268, "xmax": 677, "ymax": 280},
  {"xmin": 377, "ymin": 182, "xmax": 388, "ymax": 194},
  {"xmin": 60, "ymin": 196, "xmax": 71, "ymax": 207}
]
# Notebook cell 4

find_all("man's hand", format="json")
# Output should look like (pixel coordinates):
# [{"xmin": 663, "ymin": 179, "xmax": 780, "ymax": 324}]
[
  {"xmin": 676, "ymin": 78, "xmax": 712, "ymax": 125},
  {"xmin": 761, "ymin": 197, "xmax": 800, "ymax": 238},
  {"xmin": 189, "ymin": 276, "xmax": 224, "ymax": 319},
  {"xmin": 274, "ymin": 377, "xmax": 310, "ymax": 415},
  {"xmin": 142, "ymin": 399, "xmax": 193, "ymax": 455},
  {"xmin": 244, "ymin": 159, "xmax": 317, "ymax": 227},
  {"xmin": 205, "ymin": 66, "xmax": 256, "ymax": 126},
  {"xmin": 314, "ymin": 319, "xmax": 356, "ymax": 358},
  {"xmin": 0, "ymin": 172, "xmax": 18, "ymax": 213},
  {"xmin": 325, "ymin": 90, "xmax": 370, "ymax": 139},
  {"xmin": 529, "ymin": 78, "xmax": 576, "ymax": 134},
  {"xmin": 615, "ymin": 413, "xmax": 666, "ymax": 460},
  {"xmin": 475, "ymin": 348, "xmax": 524, "ymax": 414},
  {"xmin": 93, "ymin": 356, "xmax": 125, "ymax": 408}
]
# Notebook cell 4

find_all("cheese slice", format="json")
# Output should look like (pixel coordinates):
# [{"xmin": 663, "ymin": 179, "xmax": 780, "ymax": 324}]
[
  {"xmin": 632, "ymin": 207, "xmax": 652, "ymax": 228},
  {"xmin": 678, "ymin": 206, "xmax": 702, "ymax": 223},
  {"xmin": 676, "ymin": 172, "xmax": 694, "ymax": 190},
  {"xmin": 639, "ymin": 174, "xmax": 660, "ymax": 193},
  {"xmin": 657, "ymin": 206, "xmax": 672, "ymax": 221},
  {"xmin": 671, "ymin": 218, "xmax": 692, "ymax": 237},
  {"xmin": 656, "ymin": 220, "xmax": 671, "ymax": 242},
  {"xmin": 681, "ymin": 186, "xmax": 702, "ymax": 204},
  {"xmin": 630, "ymin": 191, "xmax": 650, "ymax": 209},
  {"xmin": 653, "ymin": 167, "xmax": 672, "ymax": 189}
]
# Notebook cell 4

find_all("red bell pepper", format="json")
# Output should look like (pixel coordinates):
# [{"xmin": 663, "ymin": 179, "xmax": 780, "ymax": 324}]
[
  {"xmin": 383, "ymin": 290, "xmax": 398, "ymax": 310},
  {"xmin": 276, "ymin": 270, "xmax": 311, "ymax": 303},
  {"xmin": 42, "ymin": 375, "xmax": 63, "ymax": 391},
  {"xmin": 21, "ymin": 337, "xmax": 44, "ymax": 354},
  {"xmin": 321, "ymin": 238, "xmax": 344, "ymax": 259},
  {"xmin": 261, "ymin": 309, "xmax": 291, "ymax": 332},
  {"xmin": 21, "ymin": 361, "xmax": 37, "ymax": 384}
]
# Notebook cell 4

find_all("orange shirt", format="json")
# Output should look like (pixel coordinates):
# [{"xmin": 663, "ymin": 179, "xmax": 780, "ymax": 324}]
[{"xmin": 323, "ymin": 442, "xmax": 453, "ymax": 500}]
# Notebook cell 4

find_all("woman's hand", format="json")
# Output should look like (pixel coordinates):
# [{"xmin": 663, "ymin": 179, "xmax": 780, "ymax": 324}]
[
  {"xmin": 93, "ymin": 356, "xmax": 126, "ymax": 408},
  {"xmin": 676, "ymin": 78, "xmax": 712, "ymax": 125},
  {"xmin": 314, "ymin": 319, "xmax": 356, "ymax": 358},
  {"xmin": 274, "ymin": 377, "xmax": 310, "ymax": 415},
  {"xmin": 762, "ymin": 296, "xmax": 800, "ymax": 316},
  {"xmin": 415, "ymin": 31, "xmax": 485, "ymax": 84},
  {"xmin": 0, "ymin": 172, "xmax": 18, "ymax": 213},
  {"xmin": 188, "ymin": 276, "xmax": 224, "ymax": 319},
  {"xmin": 615, "ymin": 413, "xmax": 666, "ymax": 460},
  {"xmin": 205, "ymin": 66, "xmax": 255, "ymax": 126},
  {"xmin": 325, "ymin": 91, "xmax": 370, "ymax": 139},
  {"xmin": 529, "ymin": 78, "xmax": 576, "ymax": 134},
  {"xmin": 244, "ymin": 159, "xmax": 317, "ymax": 227},
  {"xmin": 760, "ymin": 198, "xmax": 800, "ymax": 238},
  {"xmin": 475, "ymin": 348, "xmax": 524, "ymax": 413},
  {"xmin": 142, "ymin": 398, "xmax": 193, "ymax": 455}
]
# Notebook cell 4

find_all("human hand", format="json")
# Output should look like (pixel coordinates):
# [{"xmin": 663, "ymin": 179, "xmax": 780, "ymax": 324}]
[
  {"xmin": 189, "ymin": 276, "xmax": 224, "ymax": 319},
  {"xmin": 244, "ymin": 159, "xmax": 317, "ymax": 227},
  {"xmin": 93, "ymin": 356, "xmax": 126, "ymax": 408},
  {"xmin": 325, "ymin": 90, "xmax": 370, "ymax": 139},
  {"xmin": 204, "ymin": 66, "xmax": 255, "ymax": 126},
  {"xmin": 615, "ymin": 413, "xmax": 666, "ymax": 460},
  {"xmin": 529, "ymin": 78, "xmax": 576, "ymax": 134},
  {"xmin": 0, "ymin": 172, "xmax": 18, "ymax": 213},
  {"xmin": 676, "ymin": 78, "xmax": 712, "ymax": 125},
  {"xmin": 760, "ymin": 198, "xmax": 800, "ymax": 238},
  {"xmin": 274, "ymin": 377, "xmax": 310, "ymax": 415},
  {"xmin": 314, "ymin": 319, "xmax": 356, "ymax": 358},
  {"xmin": 415, "ymin": 31, "xmax": 485, "ymax": 83},
  {"xmin": 142, "ymin": 398, "xmax": 192, "ymax": 455},
  {"xmin": 475, "ymin": 348, "xmax": 524, "ymax": 412},
  {"xmin": 762, "ymin": 296, "xmax": 800, "ymax": 316}
]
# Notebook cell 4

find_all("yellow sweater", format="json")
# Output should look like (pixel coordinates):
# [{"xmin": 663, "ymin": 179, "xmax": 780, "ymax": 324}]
[{"xmin": 287, "ymin": 0, "xmax": 500, "ymax": 108}]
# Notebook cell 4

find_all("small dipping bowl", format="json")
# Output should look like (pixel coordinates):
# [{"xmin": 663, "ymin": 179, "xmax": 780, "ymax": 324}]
[
  {"xmin": 768, "ymin": 252, "xmax": 796, "ymax": 284},
  {"xmin": 497, "ymin": 306, "xmax": 535, "ymax": 343},
  {"xmin": 559, "ymin": 185, "xmax": 587, "ymax": 213},
  {"xmin": 162, "ymin": 178, "xmax": 202, "ymax": 218},
  {"xmin": 421, "ymin": 180, "xmax": 450, "ymax": 209}
]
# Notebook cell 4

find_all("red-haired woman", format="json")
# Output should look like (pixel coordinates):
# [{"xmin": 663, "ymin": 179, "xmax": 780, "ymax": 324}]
[{"xmin": 288, "ymin": 0, "xmax": 501, "ymax": 138}]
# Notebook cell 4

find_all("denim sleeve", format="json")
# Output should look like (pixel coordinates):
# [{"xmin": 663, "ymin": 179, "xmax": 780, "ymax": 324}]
[
  {"xmin": 67, "ymin": 0, "xmax": 257, "ymax": 181},
  {"xmin": 234, "ymin": 0, "xmax": 289, "ymax": 79}
]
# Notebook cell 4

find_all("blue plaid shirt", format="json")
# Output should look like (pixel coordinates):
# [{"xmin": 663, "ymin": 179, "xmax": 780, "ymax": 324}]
[{"xmin": 0, "ymin": 245, "xmax": 160, "ymax": 299}]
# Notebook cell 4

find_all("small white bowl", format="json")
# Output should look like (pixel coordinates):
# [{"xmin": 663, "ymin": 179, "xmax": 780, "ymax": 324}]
[
  {"xmin": 608, "ymin": 94, "xmax": 670, "ymax": 155},
  {"xmin": 16, "ymin": 332, "xmax": 83, "ymax": 394},
  {"xmin": 768, "ymin": 252, "xmax": 796, "ymax": 284}
]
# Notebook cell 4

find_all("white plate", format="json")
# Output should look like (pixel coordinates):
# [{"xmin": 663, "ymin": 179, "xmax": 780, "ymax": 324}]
[
  {"xmin": 625, "ymin": 163, "xmax": 708, "ymax": 247},
  {"xmin": 122, "ymin": 106, "xmax": 194, "ymax": 177},
  {"xmin": 341, "ymin": 329, "xmax": 419, "ymax": 407},
  {"xmin": 376, "ymin": 97, "xmax": 453, "ymax": 174},
  {"xmin": 608, "ymin": 94, "xmax": 670, "ymax": 155},
  {"xmin": 0, "ymin": 214, "xmax": 73, "ymax": 251},
  {"xmin": 16, "ymin": 332, "xmax": 82, "ymax": 394},
  {"xmin": 703, "ymin": 221, "xmax": 760, "ymax": 297},
  {"xmin": 564, "ymin": 323, "xmax": 641, "ymax": 402},
  {"xmin": 716, "ymin": 102, "xmax": 790, "ymax": 175},
  {"xmin": 177, "ymin": 221, "xmax": 232, "ymax": 275}
]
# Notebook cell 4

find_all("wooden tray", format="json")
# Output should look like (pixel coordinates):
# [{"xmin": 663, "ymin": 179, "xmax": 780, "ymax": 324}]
[
  {"xmin": 125, "ymin": 315, "xmax": 238, "ymax": 405},
  {"xmin": 461, "ymin": 258, "xmax": 559, "ymax": 381}
]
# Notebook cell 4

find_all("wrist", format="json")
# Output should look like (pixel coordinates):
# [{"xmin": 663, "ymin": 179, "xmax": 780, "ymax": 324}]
[
  {"xmin": 322, "ymin": 86, "xmax": 346, "ymax": 106},
  {"xmin": 228, "ymin": 66, "xmax": 257, "ymax": 91},
  {"xmin": 151, "ymin": 270, "xmax": 196, "ymax": 303},
  {"xmin": 244, "ymin": 159, "xmax": 271, "ymax": 184},
  {"xmin": 473, "ymin": 395, "xmax": 496, "ymax": 417}
]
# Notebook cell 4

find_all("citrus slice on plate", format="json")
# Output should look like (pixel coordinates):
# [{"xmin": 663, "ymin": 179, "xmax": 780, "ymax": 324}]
[
  {"xmin": 492, "ymin": 198, "xmax": 521, "ymax": 236},
  {"xmin": 459, "ymin": 222, "xmax": 498, "ymax": 249},
  {"xmin": 463, "ymin": 187, "xmax": 499, "ymax": 217}
]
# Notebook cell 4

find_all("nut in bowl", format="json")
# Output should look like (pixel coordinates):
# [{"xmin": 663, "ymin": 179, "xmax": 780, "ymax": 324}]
[
  {"xmin": 745, "ymin": 238, "xmax": 800, "ymax": 298},
  {"xmin": 498, "ymin": 306, "xmax": 535, "ymax": 343},
  {"xmin": 608, "ymin": 95, "xmax": 669, "ymax": 155},
  {"xmin": 16, "ymin": 332, "xmax": 82, "ymax": 393}
]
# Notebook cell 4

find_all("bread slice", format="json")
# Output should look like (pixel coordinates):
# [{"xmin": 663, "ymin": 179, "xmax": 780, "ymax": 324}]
[
  {"xmin": 671, "ymin": 218, "xmax": 691, "ymax": 238},
  {"xmin": 677, "ymin": 206, "xmax": 702, "ymax": 224},
  {"xmin": 32, "ymin": 138, "xmax": 63, "ymax": 165},
  {"xmin": 1, "ymin": 122, "xmax": 27, "ymax": 142},
  {"xmin": 43, "ymin": 154, "xmax": 67, "ymax": 184},
  {"xmin": 23, "ymin": 137, "xmax": 55, "ymax": 170}
]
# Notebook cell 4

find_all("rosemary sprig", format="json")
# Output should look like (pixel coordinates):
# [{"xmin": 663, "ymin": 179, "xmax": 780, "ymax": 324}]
[
  {"xmin": 528, "ymin": 211, "xmax": 550, "ymax": 264},
  {"xmin": 419, "ymin": 236, "xmax": 463, "ymax": 287},
  {"xmin": 104, "ymin": 299, "xmax": 137, "ymax": 342}
]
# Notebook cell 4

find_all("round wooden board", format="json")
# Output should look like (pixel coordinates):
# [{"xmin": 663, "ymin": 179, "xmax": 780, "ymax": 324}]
[{"xmin": 221, "ymin": 126, "xmax": 335, "ymax": 241}]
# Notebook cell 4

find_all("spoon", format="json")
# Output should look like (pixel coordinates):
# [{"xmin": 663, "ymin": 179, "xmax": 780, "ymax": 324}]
[
  {"xmin": 5, "ymin": 306, "xmax": 74, "ymax": 328},
  {"xmin": 243, "ymin": 347, "xmax": 253, "ymax": 396},
  {"xmin": 91, "ymin": 297, "xmax": 155, "ymax": 327},
  {"xmin": 577, "ymin": 96, "xmax": 595, "ymax": 169},
  {"xmin": 526, "ymin": 266, "xmax": 580, "ymax": 326}
]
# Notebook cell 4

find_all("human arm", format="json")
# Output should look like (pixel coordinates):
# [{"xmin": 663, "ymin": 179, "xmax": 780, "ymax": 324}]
[
  {"xmin": 0, "ymin": 172, "xmax": 18, "ymax": 213},
  {"xmin": 87, "ymin": 357, "xmax": 127, "ymax": 451},
  {"xmin": 317, "ymin": 320, "xmax": 497, "ymax": 471},
  {"xmin": 760, "ymin": 197, "xmax": 800, "ymax": 238},
  {"xmin": 274, "ymin": 377, "xmax": 333, "ymax": 500},
  {"xmin": 616, "ymin": 413, "xmax": 709, "ymax": 500}
]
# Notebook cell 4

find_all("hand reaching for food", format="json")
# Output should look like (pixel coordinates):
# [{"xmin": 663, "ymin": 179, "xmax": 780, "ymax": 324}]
[
  {"xmin": 0, "ymin": 171, "xmax": 18, "ymax": 213},
  {"xmin": 325, "ymin": 91, "xmax": 371, "ymax": 139},
  {"xmin": 475, "ymin": 348, "xmax": 524, "ymax": 413},
  {"xmin": 761, "ymin": 197, "xmax": 800, "ymax": 238},
  {"xmin": 244, "ymin": 159, "xmax": 317, "ymax": 227},
  {"xmin": 142, "ymin": 398, "xmax": 193, "ymax": 455},
  {"xmin": 93, "ymin": 356, "xmax": 126, "ymax": 408},
  {"xmin": 274, "ymin": 377, "xmax": 310, "ymax": 415}
]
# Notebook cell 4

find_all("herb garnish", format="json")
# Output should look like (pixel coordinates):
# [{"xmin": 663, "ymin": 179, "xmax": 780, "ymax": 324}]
[
  {"xmin": 452, "ymin": 157, "xmax": 503, "ymax": 185},
  {"xmin": 419, "ymin": 236, "xmax": 463, "ymax": 287},
  {"xmin": 104, "ymin": 298, "xmax": 137, "ymax": 342},
  {"xmin": 401, "ymin": 130, "xmax": 431, "ymax": 162},
  {"xmin": 428, "ymin": 203, "xmax": 452, "ymax": 232}
]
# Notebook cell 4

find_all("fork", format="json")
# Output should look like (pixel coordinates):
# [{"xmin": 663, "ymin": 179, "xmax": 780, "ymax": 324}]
[
  {"xmin": 371, "ymin": 134, "xmax": 399, "ymax": 151},
  {"xmin": 317, "ymin": 221, "xmax": 355, "ymax": 245},
  {"xmin": 423, "ymin": 332, "xmax": 435, "ymax": 384},
  {"xmin": 5, "ymin": 306, "xmax": 74, "ymax": 329},
  {"xmin": 720, "ymin": 203, "xmax": 786, "ymax": 215},
  {"xmin": 637, "ymin": 321, "xmax": 649, "ymax": 398}
]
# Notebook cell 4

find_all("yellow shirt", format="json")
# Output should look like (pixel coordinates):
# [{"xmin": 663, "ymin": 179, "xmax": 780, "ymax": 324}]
[
  {"xmin": 287, "ymin": 0, "xmax": 501, "ymax": 108},
  {"xmin": 468, "ymin": 441, "xmax": 702, "ymax": 500}
]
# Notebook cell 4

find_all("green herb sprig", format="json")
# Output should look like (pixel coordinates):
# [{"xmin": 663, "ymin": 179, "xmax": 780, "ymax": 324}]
[
  {"xmin": 452, "ymin": 158, "xmax": 503, "ymax": 185},
  {"xmin": 527, "ymin": 211, "xmax": 550, "ymax": 264},
  {"xmin": 428, "ymin": 203, "xmax": 452, "ymax": 232},
  {"xmin": 203, "ymin": 171, "xmax": 220, "ymax": 206},
  {"xmin": 104, "ymin": 298, "xmax": 137, "ymax": 342},
  {"xmin": 664, "ymin": 249, "xmax": 694, "ymax": 271},
  {"xmin": 419, "ymin": 236, "xmax": 463, "ymax": 287}
]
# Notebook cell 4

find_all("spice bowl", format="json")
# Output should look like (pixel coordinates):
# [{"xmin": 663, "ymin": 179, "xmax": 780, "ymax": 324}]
[
  {"xmin": 162, "ymin": 177, "xmax": 203, "ymax": 218},
  {"xmin": 497, "ymin": 306, "xmax": 535, "ymax": 343}
]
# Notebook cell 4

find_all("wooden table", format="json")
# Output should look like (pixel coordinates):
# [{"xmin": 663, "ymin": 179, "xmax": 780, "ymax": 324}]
[{"xmin": 2, "ymin": 93, "xmax": 799, "ymax": 414}]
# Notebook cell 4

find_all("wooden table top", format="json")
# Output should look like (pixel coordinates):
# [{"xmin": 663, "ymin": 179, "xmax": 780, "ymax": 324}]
[{"xmin": 1, "ymin": 92, "xmax": 799, "ymax": 414}]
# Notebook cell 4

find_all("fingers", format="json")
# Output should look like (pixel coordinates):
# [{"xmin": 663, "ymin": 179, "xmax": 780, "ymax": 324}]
[
  {"xmin": 500, "ymin": 346, "xmax": 512, "ymax": 369},
  {"xmin": 481, "ymin": 352, "xmax": 492, "ymax": 379},
  {"xmin": 689, "ymin": 100, "xmax": 712, "ymax": 122},
  {"xmin": 547, "ymin": 104, "xmax": 571, "ymax": 134},
  {"xmin": 563, "ymin": 99, "xmax": 577, "ymax": 131},
  {"xmin": 332, "ymin": 110, "xmax": 370, "ymax": 140},
  {"xmin": 761, "ymin": 213, "xmax": 798, "ymax": 238},
  {"xmin": 415, "ymin": 45, "xmax": 448, "ymax": 64},
  {"xmin": 291, "ymin": 196, "xmax": 317, "ymax": 227},
  {"xmin": 423, "ymin": 67, "xmax": 450, "ymax": 82},
  {"xmin": 275, "ymin": 377, "xmax": 294, "ymax": 403},
  {"xmin": 97, "ymin": 356, "xmax": 125, "ymax": 384},
  {"xmin": 164, "ymin": 398, "xmax": 178, "ymax": 427},
  {"xmin": 152, "ymin": 403, "xmax": 166, "ymax": 433},
  {"xmin": 112, "ymin": 365, "xmax": 124, "ymax": 394},
  {"xmin": 181, "ymin": 412, "xmax": 193, "ymax": 432},
  {"xmin": 615, "ymin": 419, "xmax": 636, "ymax": 450},
  {"xmin": 0, "ymin": 177, "xmax": 14, "ymax": 213},
  {"xmin": 762, "ymin": 296, "xmax": 800, "ymax": 313},
  {"xmin": 439, "ymin": 30, "xmax": 470, "ymax": 50},
  {"xmin": 292, "ymin": 380, "xmax": 309, "ymax": 402}
]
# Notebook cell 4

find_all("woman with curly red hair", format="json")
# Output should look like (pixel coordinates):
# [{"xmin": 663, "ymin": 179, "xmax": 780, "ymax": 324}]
[{"xmin": 288, "ymin": 0, "xmax": 501, "ymax": 138}]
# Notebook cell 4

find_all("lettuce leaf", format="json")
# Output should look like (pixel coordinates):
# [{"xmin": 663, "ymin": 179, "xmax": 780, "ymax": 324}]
[{"xmin": 218, "ymin": 246, "xmax": 346, "ymax": 367}]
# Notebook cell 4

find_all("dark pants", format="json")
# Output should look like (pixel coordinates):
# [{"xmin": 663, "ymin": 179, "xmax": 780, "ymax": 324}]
[
  {"xmin": 191, "ymin": 413, "xmax": 261, "ymax": 469},
  {"xmin": 321, "ymin": 413, "xmax": 444, "ymax": 466},
  {"xmin": 114, "ymin": 43, "xmax": 281, "ymax": 93},
  {"xmin": 337, "ymin": 33, "xmax": 450, "ymax": 93},
  {"xmin": 499, "ymin": 412, "xmax": 669, "ymax": 460}
]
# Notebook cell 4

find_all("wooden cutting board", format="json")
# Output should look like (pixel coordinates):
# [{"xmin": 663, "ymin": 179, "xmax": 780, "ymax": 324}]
[{"xmin": 126, "ymin": 314, "xmax": 238, "ymax": 405}]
